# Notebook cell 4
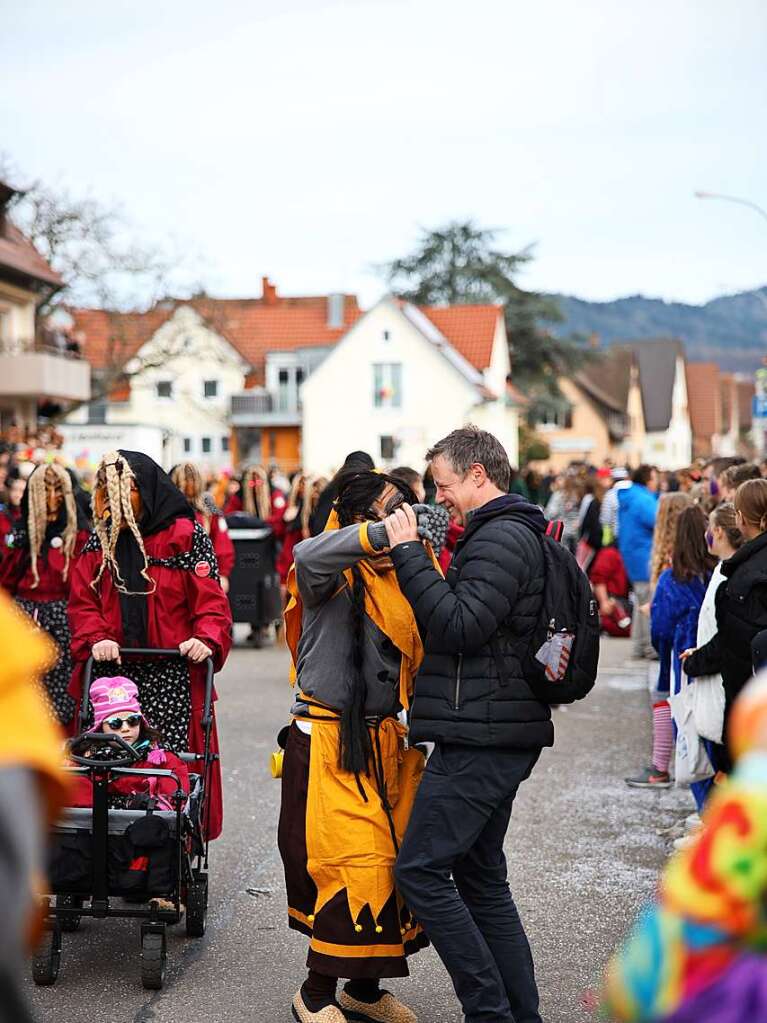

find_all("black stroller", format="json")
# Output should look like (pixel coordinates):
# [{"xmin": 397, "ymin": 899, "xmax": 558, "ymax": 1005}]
[{"xmin": 32, "ymin": 648, "xmax": 215, "ymax": 990}]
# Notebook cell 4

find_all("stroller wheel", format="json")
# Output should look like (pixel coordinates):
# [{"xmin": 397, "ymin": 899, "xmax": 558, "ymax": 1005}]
[
  {"xmin": 186, "ymin": 873, "xmax": 208, "ymax": 938},
  {"xmin": 56, "ymin": 894, "xmax": 83, "ymax": 932},
  {"xmin": 140, "ymin": 928, "xmax": 166, "ymax": 990},
  {"xmin": 32, "ymin": 920, "xmax": 62, "ymax": 986}
]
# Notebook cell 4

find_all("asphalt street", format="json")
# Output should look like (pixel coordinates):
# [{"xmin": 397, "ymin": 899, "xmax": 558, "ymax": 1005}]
[{"xmin": 26, "ymin": 631, "xmax": 690, "ymax": 1023}]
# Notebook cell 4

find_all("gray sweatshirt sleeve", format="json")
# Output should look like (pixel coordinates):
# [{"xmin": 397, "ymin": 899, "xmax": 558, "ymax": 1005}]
[{"xmin": 293, "ymin": 523, "xmax": 381, "ymax": 607}]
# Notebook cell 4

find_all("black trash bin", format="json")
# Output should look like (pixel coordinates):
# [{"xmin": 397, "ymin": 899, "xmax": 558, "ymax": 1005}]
[{"xmin": 225, "ymin": 514, "xmax": 282, "ymax": 645}]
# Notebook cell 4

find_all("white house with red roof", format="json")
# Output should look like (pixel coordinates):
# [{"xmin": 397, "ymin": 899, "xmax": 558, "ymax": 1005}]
[
  {"xmin": 61, "ymin": 277, "xmax": 361, "ymax": 471},
  {"xmin": 300, "ymin": 296, "xmax": 522, "ymax": 474}
]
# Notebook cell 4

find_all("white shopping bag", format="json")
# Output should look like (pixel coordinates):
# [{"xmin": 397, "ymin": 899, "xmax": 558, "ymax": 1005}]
[
  {"xmin": 668, "ymin": 679, "xmax": 713, "ymax": 786},
  {"xmin": 691, "ymin": 674, "xmax": 725, "ymax": 744}
]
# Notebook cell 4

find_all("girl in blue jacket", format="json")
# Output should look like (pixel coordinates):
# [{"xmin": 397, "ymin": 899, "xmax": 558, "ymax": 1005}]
[{"xmin": 650, "ymin": 505, "xmax": 717, "ymax": 807}]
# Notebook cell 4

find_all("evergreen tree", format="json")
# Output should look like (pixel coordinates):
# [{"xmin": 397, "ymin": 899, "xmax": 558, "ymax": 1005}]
[{"xmin": 381, "ymin": 220, "xmax": 591, "ymax": 393}]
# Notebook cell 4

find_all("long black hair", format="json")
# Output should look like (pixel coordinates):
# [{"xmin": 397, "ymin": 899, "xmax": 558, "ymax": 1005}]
[{"xmin": 334, "ymin": 470, "xmax": 416, "ymax": 775}]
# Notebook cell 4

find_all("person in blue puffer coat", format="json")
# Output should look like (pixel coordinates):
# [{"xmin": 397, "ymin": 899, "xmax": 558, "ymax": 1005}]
[{"xmin": 618, "ymin": 465, "xmax": 659, "ymax": 658}]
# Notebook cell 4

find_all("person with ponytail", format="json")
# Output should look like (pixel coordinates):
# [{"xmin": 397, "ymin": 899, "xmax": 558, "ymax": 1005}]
[
  {"xmin": 278, "ymin": 468, "xmax": 435, "ymax": 1023},
  {"xmin": 66, "ymin": 450, "xmax": 232, "ymax": 839},
  {"xmin": 682, "ymin": 478, "xmax": 767, "ymax": 773},
  {"xmin": 170, "ymin": 461, "xmax": 235, "ymax": 593},
  {"xmin": 0, "ymin": 462, "xmax": 90, "ymax": 725}
]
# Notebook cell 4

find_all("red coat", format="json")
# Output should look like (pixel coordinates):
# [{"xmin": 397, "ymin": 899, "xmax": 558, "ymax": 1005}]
[
  {"xmin": 69, "ymin": 747, "xmax": 190, "ymax": 809},
  {"xmin": 197, "ymin": 511, "xmax": 235, "ymax": 579},
  {"xmin": 438, "ymin": 520, "xmax": 464, "ymax": 574},
  {"xmin": 67, "ymin": 518, "xmax": 232, "ymax": 839},
  {"xmin": 276, "ymin": 526, "xmax": 304, "ymax": 584},
  {"xmin": 0, "ymin": 529, "xmax": 90, "ymax": 601}
]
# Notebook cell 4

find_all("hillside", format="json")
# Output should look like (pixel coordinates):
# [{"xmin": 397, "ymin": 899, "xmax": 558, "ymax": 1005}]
[{"xmin": 550, "ymin": 287, "xmax": 767, "ymax": 372}]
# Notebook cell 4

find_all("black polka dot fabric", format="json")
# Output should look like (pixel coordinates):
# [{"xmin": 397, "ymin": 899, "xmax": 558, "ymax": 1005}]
[
  {"xmin": 16, "ymin": 597, "xmax": 76, "ymax": 726},
  {"xmin": 148, "ymin": 523, "xmax": 221, "ymax": 581}
]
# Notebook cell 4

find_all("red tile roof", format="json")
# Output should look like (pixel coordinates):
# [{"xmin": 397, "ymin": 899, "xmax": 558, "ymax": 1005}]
[
  {"xmin": 71, "ymin": 295, "xmax": 362, "ymax": 383},
  {"xmin": 686, "ymin": 362, "xmax": 721, "ymax": 454},
  {"xmin": 0, "ymin": 221, "xmax": 64, "ymax": 290},
  {"xmin": 420, "ymin": 304, "xmax": 502, "ymax": 371},
  {"xmin": 72, "ymin": 295, "xmax": 504, "ymax": 383}
]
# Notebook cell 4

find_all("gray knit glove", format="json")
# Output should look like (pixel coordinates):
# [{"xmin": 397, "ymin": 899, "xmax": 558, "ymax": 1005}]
[{"xmin": 411, "ymin": 503, "xmax": 450, "ymax": 554}]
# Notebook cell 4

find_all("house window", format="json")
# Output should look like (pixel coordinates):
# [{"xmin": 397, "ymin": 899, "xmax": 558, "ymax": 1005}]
[
  {"xmin": 87, "ymin": 399, "xmax": 107, "ymax": 425},
  {"xmin": 373, "ymin": 363, "xmax": 402, "ymax": 408},
  {"xmin": 269, "ymin": 430, "xmax": 277, "ymax": 458},
  {"xmin": 201, "ymin": 436, "xmax": 212, "ymax": 454},
  {"xmin": 380, "ymin": 435, "xmax": 398, "ymax": 461},
  {"xmin": 203, "ymin": 379, "xmax": 219, "ymax": 399},
  {"xmin": 221, "ymin": 435, "xmax": 230, "ymax": 453},
  {"xmin": 277, "ymin": 368, "xmax": 291, "ymax": 413},
  {"xmin": 537, "ymin": 406, "xmax": 573, "ymax": 430},
  {"xmin": 183, "ymin": 437, "xmax": 192, "ymax": 454},
  {"xmin": 156, "ymin": 380, "xmax": 173, "ymax": 399},
  {"xmin": 382, "ymin": 330, "xmax": 391, "ymax": 342}
]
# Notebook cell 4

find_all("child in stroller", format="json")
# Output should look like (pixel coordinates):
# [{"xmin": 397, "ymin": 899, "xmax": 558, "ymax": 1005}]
[{"xmin": 69, "ymin": 677, "xmax": 190, "ymax": 810}]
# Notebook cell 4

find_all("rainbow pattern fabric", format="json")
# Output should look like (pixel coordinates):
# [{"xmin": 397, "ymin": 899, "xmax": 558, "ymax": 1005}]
[{"xmin": 602, "ymin": 752, "xmax": 767, "ymax": 1021}]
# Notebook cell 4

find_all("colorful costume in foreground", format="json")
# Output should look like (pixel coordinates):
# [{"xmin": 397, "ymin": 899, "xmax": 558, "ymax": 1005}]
[
  {"xmin": 279, "ymin": 513, "xmax": 434, "ymax": 979},
  {"xmin": 603, "ymin": 673, "xmax": 767, "ymax": 1022}
]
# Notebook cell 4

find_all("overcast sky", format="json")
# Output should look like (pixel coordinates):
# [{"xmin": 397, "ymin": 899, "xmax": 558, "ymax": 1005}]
[{"xmin": 3, "ymin": 0, "xmax": 766, "ymax": 308}]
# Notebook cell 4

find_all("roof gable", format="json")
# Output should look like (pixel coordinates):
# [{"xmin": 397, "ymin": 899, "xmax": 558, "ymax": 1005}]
[
  {"xmin": 686, "ymin": 362, "xmax": 721, "ymax": 439},
  {"xmin": 0, "ymin": 220, "xmax": 64, "ymax": 291},
  {"xmin": 630, "ymin": 338, "xmax": 684, "ymax": 432},
  {"xmin": 417, "ymin": 304, "xmax": 502, "ymax": 371}
]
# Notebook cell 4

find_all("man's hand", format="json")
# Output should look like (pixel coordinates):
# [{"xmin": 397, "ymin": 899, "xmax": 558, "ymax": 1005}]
[
  {"xmin": 179, "ymin": 638, "xmax": 213, "ymax": 663},
  {"xmin": 384, "ymin": 504, "xmax": 419, "ymax": 548},
  {"xmin": 92, "ymin": 639, "xmax": 120, "ymax": 663}
]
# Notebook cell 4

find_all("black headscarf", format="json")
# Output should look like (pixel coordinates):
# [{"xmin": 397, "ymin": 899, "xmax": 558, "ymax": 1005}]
[
  {"xmin": 113, "ymin": 451, "xmax": 195, "ymax": 646},
  {"xmin": 309, "ymin": 450, "xmax": 375, "ymax": 536}
]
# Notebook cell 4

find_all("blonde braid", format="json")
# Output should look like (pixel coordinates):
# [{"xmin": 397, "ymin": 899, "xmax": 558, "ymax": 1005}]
[
  {"xmin": 52, "ymin": 464, "xmax": 77, "ymax": 582},
  {"xmin": 26, "ymin": 467, "xmax": 48, "ymax": 589},
  {"xmin": 91, "ymin": 452, "xmax": 156, "ymax": 596},
  {"xmin": 26, "ymin": 464, "xmax": 79, "ymax": 587},
  {"xmin": 170, "ymin": 462, "xmax": 208, "ymax": 529},
  {"xmin": 243, "ymin": 465, "xmax": 271, "ymax": 520}
]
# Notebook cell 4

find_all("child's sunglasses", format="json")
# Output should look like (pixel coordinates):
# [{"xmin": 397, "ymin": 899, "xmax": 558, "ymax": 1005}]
[{"xmin": 103, "ymin": 714, "xmax": 142, "ymax": 730}]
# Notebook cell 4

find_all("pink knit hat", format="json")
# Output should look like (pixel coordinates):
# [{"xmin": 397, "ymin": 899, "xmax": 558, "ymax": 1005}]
[{"xmin": 88, "ymin": 677, "xmax": 147, "ymax": 732}]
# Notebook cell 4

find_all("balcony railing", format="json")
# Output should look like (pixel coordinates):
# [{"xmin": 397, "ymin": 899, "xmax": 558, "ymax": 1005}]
[
  {"xmin": 230, "ymin": 390, "xmax": 302, "ymax": 426},
  {"xmin": 0, "ymin": 334, "xmax": 84, "ymax": 359}
]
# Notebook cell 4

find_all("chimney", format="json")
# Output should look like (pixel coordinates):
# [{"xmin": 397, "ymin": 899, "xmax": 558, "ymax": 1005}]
[
  {"xmin": 327, "ymin": 293, "xmax": 345, "ymax": 329},
  {"xmin": 262, "ymin": 276, "xmax": 278, "ymax": 306}
]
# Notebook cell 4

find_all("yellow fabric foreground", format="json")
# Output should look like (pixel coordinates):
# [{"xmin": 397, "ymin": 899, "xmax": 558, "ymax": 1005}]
[{"xmin": 306, "ymin": 715, "xmax": 425, "ymax": 931}]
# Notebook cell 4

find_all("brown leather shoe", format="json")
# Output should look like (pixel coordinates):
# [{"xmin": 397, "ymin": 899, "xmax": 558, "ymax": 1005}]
[
  {"xmin": 338, "ymin": 990, "xmax": 417, "ymax": 1023},
  {"xmin": 292, "ymin": 991, "xmax": 348, "ymax": 1023}
]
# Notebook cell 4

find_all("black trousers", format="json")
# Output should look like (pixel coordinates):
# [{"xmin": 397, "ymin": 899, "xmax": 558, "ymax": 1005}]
[{"xmin": 395, "ymin": 743, "xmax": 542, "ymax": 1023}]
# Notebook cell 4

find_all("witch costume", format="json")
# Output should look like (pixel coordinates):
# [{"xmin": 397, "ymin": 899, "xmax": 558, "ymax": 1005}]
[
  {"xmin": 0, "ymin": 468, "xmax": 90, "ymax": 726},
  {"xmin": 67, "ymin": 451, "xmax": 232, "ymax": 840},
  {"xmin": 279, "ymin": 511, "xmax": 432, "ymax": 985}
]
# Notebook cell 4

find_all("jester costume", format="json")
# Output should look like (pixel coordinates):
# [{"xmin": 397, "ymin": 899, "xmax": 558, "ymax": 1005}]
[
  {"xmin": 278, "ymin": 512, "xmax": 435, "ymax": 980},
  {"xmin": 603, "ymin": 673, "xmax": 767, "ymax": 1022}
]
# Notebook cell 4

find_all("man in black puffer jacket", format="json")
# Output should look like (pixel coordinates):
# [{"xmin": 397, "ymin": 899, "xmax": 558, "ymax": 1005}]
[{"xmin": 383, "ymin": 426, "xmax": 551, "ymax": 1023}]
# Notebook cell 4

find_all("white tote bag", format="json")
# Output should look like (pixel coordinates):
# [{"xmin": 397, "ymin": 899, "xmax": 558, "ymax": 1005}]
[
  {"xmin": 691, "ymin": 565, "xmax": 726, "ymax": 744},
  {"xmin": 691, "ymin": 676, "xmax": 725, "ymax": 744},
  {"xmin": 669, "ymin": 677, "xmax": 713, "ymax": 786}
]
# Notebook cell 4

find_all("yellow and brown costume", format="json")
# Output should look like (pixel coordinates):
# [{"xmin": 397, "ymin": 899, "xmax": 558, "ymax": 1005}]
[{"xmin": 278, "ymin": 515, "xmax": 437, "ymax": 978}]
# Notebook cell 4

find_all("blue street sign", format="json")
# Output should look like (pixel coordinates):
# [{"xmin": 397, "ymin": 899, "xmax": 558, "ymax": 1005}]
[{"xmin": 753, "ymin": 396, "xmax": 767, "ymax": 418}]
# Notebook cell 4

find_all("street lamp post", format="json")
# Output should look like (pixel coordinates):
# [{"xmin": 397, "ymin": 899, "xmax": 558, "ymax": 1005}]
[{"xmin": 694, "ymin": 190, "xmax": 767, "ymax": 225}]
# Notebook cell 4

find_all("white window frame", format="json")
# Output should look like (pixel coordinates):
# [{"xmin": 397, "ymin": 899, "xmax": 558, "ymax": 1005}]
[{"xmin": 373, "ymin": 363, "xmax": 402, "ymax": 409}]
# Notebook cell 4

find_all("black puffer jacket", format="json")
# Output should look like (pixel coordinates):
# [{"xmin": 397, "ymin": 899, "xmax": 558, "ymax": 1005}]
[
  {"xmin": 391, "ymin": 495, "xmax": 553, "ymax": 749},
  {"xmin": 685, "ymin": 530, "xmax": 767, "ymax": 741}
]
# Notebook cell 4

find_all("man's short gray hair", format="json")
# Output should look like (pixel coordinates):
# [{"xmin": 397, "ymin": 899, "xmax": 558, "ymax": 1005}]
[{"xmin": 426, "ymin": 425, "xmax": 511, "ymax": 491}]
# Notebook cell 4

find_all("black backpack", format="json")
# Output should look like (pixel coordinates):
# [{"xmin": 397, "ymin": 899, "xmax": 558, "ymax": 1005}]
[{"xmin": 503, "ymin": 520, "xmax": 600, "ymax": 704}]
